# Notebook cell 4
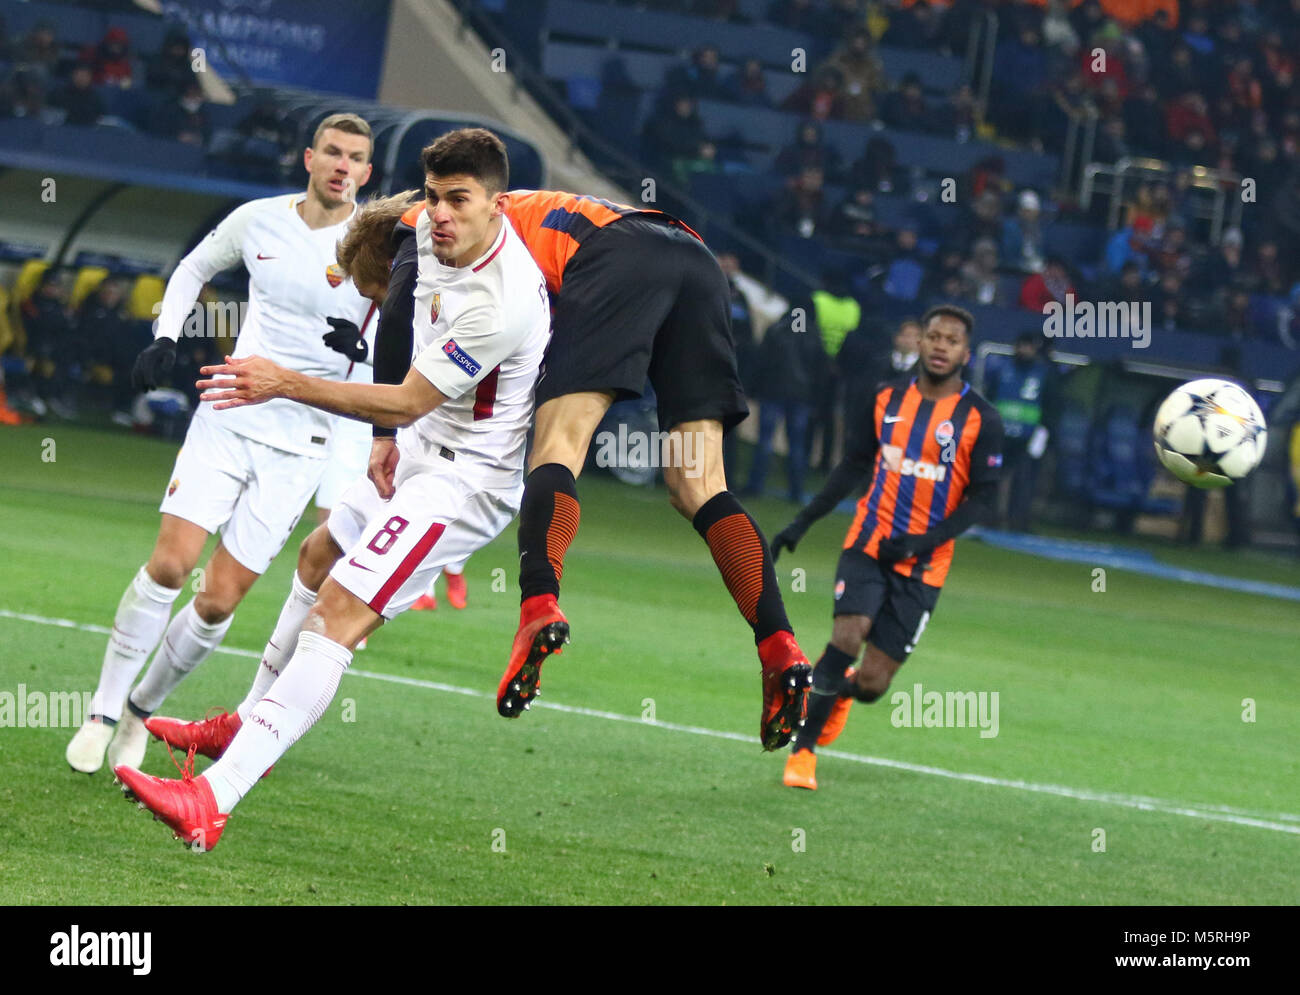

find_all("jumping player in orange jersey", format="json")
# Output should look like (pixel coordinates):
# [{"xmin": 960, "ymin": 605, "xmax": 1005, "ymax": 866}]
[
  {"xmin": 770, "ymin": 305, "xmax": 1005, "ymax": 789},
  {"xmin": 365, "ymin": 190, "xmax": 813, "ymax": 749}
]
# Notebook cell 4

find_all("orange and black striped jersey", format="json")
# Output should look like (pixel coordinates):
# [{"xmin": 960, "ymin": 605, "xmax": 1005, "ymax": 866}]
[
  {"xmin": 841, "ymin": 378, "xmax": 1003, "ymax": 587},
  {"xmin": 503, "ymin": 190, "xmax": 701, "ymax": 296}
]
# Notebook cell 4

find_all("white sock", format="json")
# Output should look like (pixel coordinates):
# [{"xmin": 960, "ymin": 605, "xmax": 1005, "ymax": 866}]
[
  {"xmin": 127, "ymin": 601, "xmax": 234, "ymax": 714},
  {"xmin": 90, "ymin": 566, "xmax": 182, "ymax": 721},
  {"xmin": 205, "ymin": 630, "xmax": 351, "ymax": 813},
  {"xmin": 238, "ymin": 571, "xmax": 317, "ymax": 721}
]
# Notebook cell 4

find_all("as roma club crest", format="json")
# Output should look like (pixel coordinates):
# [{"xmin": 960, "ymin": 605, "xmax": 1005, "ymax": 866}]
[
  {"xmin": 430, "ymin": 293, "xmax": 441, "ymax": 323},
  {"xmin": 325, "ymin": 264, "xmax": 345, "ymax": 288},
  {"xmin": 168, "ymin": 478, "xmax": 180, "ymax": 497}
]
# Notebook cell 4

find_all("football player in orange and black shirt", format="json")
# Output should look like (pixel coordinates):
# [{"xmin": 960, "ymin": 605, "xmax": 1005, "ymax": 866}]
[{"xmin": 770, "ymin": 305, "xmax": 1004, "ymax": 790}]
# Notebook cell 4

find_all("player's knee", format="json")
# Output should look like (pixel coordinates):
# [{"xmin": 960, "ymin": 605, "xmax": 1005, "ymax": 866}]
[
  {"xmin": 830, "ymin": 617, "xmax": 869, "ymax": 656},
  {"xmin": 191, "ymin": 592, "xmax": 235, "ymax": 626},
  {"xmin": 297, "ymin": 527, "xmax": 339, "ymax": 590},
  {"xmin": 852, "ymin": 659, "xmax": 895, "ymax": 702}
]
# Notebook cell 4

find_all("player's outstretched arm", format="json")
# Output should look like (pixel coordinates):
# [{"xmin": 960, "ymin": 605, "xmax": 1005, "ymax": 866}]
[
  {"xmin": 197, "ymin": 355, "xmax": 447, "ymax": 428},
  {"xmin": 771, "ymin": 424, "xmax": 879, "ymax": 560}
]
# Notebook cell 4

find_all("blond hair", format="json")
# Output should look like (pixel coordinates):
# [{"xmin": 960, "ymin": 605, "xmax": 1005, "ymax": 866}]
[{"xmin": 336, "ymin": 190, "xmax": 421, "ymax": 290}]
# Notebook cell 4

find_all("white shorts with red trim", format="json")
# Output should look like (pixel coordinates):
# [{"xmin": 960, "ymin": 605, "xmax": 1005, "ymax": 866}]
[
  {"xmin": 159, "ymin": 408, "xmax": 325, "ymax": 574},
  {"xmin": 314, "ymin": 416, "xmax": 372, "ymax": 511},
  {"xmin": 325, "ymin": 449, "xmax": 520, "ymax": 619}
]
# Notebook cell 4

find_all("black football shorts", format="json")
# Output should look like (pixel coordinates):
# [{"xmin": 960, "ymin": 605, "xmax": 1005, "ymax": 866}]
[
  {"xmin": 831, "ymin": 546, "xmax": 941, "ymax": 663},
  {"xmin": 536, "ymin": 214, "xmax": 749, "ymax": 433}
]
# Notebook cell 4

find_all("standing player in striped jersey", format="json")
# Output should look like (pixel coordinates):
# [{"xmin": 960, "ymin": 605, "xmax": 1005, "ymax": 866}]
[
  {"xmin": 115, "ymin": 131, "xmax": 552, "ymax": 849},
  {"xmin": 769, "ymin": 306, "xmax": 1004, "ymax": 790},
  {"xmin": 486, "ymin": 190, "xmax": 812, "ymax": 750},
  {"xmin": 65, "ymin": 113, "xmax": 376, "ymax": 776}
]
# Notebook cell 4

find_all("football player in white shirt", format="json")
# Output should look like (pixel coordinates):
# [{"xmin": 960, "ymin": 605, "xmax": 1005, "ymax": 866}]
[
  {"xmin": 66, "ymin": 113, "xmax": 376, "ymax": 776},
  {"xmin": 114, "ymin": 129, "xmax": 551, "ymax": 850}
]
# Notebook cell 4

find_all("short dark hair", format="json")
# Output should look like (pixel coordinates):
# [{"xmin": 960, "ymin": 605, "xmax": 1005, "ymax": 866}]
[
  {"xmin": 313, "ymin": 113, "xmax": 373, "ymax": 160},
  {"xmin": 921, "ymin": 304, "xmax": 974, "ymax": 338},
  {"xmin": 420, "ymin": 127, "xmax": 509, "ymax": 194}
]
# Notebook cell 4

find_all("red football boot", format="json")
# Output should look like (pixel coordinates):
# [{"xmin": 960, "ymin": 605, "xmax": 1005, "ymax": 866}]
[
  {"xmin": 146, "ymin": 709, "xmax": 240, "ymax": 760},
  {"xmin": 115, "ymin": 751, "xmax": 228, "ymax": 852},
  {"xmin": 757, "ymin": 631, "xmax": 813, "ymax": 751},
  {"xmin": 497, "ymin": 594, "xmax": 568, "ymax": 717},
  {"xmin": 445, "ymin": 571, "xmax": 467, "ymax": 610},
  {"xmin": 411, "ymin": 593, "xmax": 437, "ymax": 611}
]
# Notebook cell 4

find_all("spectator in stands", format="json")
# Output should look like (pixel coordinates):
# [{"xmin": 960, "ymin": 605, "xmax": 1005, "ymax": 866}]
[
  {"xmin": 783, "ymin": 65, "xmax": 847, "ymax": 122},
  {"xmin": 77, "ymin": 276, "xmax": 145, "ymax": 413},
  {"xmin": 742, "ymin": 301, "xmax": 823, "ymax": 504},
  {"xmin": 1094, "ymin": 115, "xmax": 1131, "ymax": 163},
  {"xmin": 1196, "ymin": 227, "xmax": 1246, "ymax": 299},
  {"xmin": 847, "ymin": 134, "xmax": 900, "ymax": 192},
  {"xmin": 955, "ymin": 188, "xmax": 1005, "ymax": 250},
  {"xmin": 881, "ymin": 71, "xmax": 936, "ymax": 132},
  {"xmin": 1019, "ymin": 256, "xmax": 1075, "ymax": 311},
  {"xmin": 884, "ymin": 0, "xmax": 946, "ymax": 50},
  {"xmin": 766, "ymin": 0, "xmax": 831, "ymax": 36},
  {"xmin": 663, "ymin": 44, "xmax": 728, "ymax": 103},
  {"xmin": 150, "ymin": 79, "xmax": 210, "ymax": 146},
  {"xmin": 1123, "ymin": 82, "xmax": 1167, "ymax": 157},
  {"xmin": 921, "ymin": 243, "xmax": 968, "ymax": 302},
  {"xmin": 52, "ymin": 60, "xmax": 105, "ymax": 126},
  {"xmin": 1150, "ymin": 271, "xmax": 1185, "ymax": 330},
  {"xmin": 3, "ymin": 68, "xmax": 50, "ymax": 121},
  {"xmin": 641, "ymin": 93, "xmax": 707, "ymax": 175},
  {"xmin": 21, "ymin": 268, "xmax": 79, "ymax": 417},
  {"xmin": 1252, "ymin": 239, "xmax": 1290, "ymax": 297},
  {"xmin": 14, "ymin": 19, "xmax": 60, "ymax": 87},
  {"xmin": 821, "ymin": 28, "xmax": 886, "ymax": 122},
  {"xmin": 1101, "ymin": 259, "xmax": 1150, "ymax": 305},
  {"xmin": 775, "ymin": 165, "xmax": 827, "ymax": 239},
  {"xmin": 1147, "ymin": 214, "xmax": 1192, "ymax": 280},
  {"xmin": 825, "ymin": 185, "xmax": 882, "ymax": 250},
  {"xmin": 92, "ymin": 26, "xmax": 136, "ymax": 88},
  {"xmin": 876, "ymin": 225, "xmax": 927, "ymax": 303},
  {"xmin": 1103, "ymin": 217, "xmax": 1153, "ymax": 275},
  {"xmin": 1002, "ymin": 189, "xmax": 1046, "ymax": 273},
  {"xmin": 986, "ymin": 331, "xmax": 1060, "ymax": 532},
  {"xmin": 146, "ymin": 28, "xmax": 197, "ymax": 96},
  {"xmin": 934, "ymin": 82, "xmax": 978, "ymax": 141},
  {"xmin": 672, "ymin": 139, "xmax": 721, "ymax": 186},
  {"xmin": 722, "ymin": 58, "xmax": 772, "ymax": 107},
  {"xmin": 1080, "ymin": 21, "xmax": 1132, "ymax": 99},
  {"xmin": 861, "ymin": 316, "xmax": 920, "ymax": 400},
  {"xmin": 960, "ymin": 237, "xmax": 1004, "ymax": 306},
  {"xmin": 810, "ymin": 274, "xmax": 860, "ymax": 470},
  {"xmin": 990, "ymin": 23, "xmax": 1051, "ymax": 142},
  {"xmin": 827, "ymin": 0, "xmax": 869, "ymax": 39},
  {"xmin": 775, "ymin": 120, "xmax": 842, "ymax": 180}
]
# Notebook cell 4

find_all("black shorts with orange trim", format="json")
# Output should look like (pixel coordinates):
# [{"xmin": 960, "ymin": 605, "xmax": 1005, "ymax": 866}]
[
  {"xmin": 831, "ymin": 546, "xmax": 941, "ymax": 664},
  {"xmin": 536, "ymin": 214, "xmax": 749, "ymax": 433}
]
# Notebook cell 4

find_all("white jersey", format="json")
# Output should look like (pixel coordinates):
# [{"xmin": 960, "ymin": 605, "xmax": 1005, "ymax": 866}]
[
  {"xmin": 156, "ymin": 193, "xmax": 372, "ymax": 457},
  {"xmin": 402, "ymin": 211, "xmax": 550, "ymax": 488}
]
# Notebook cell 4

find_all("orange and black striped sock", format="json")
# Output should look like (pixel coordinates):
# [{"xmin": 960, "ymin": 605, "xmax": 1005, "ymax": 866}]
[
  {"xmin": 693, "ymin": 491, "xmax": 792, "ymax": 644},
  {"xmin": 518, "ymin": 463, "xmax": 581, "ymax": 602}
]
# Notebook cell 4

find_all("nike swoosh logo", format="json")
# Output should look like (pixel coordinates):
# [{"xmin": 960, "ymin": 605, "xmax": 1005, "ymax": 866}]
[
  {"xmin": 883, "ymin": 415, "xmax": 904, "ymax": 423},
  {"xmin": 348, "ymin": 557, "xmax": 375, "ymax": 572},
  {"xmin": 257, "ymin": 253, "xmax": 277, "ymax": 260}
]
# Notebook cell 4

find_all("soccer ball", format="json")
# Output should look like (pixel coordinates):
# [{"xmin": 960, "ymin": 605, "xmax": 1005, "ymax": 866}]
[{"xmin": 1153, "ymin": 378, "xmax": 1267, "ymax": 489}]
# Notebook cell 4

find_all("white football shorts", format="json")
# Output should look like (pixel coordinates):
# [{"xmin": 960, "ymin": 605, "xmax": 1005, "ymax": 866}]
[
  {"xmin": 159, "ymin": 410, "xmax": 325, "ymax": 574},
  {"xmin": 315, "ymin": 417, "xmax": 372, "ymax": 511},
  {"xmin": 326, "ymin": 449, "xmax": 519, "ymax": 619}
]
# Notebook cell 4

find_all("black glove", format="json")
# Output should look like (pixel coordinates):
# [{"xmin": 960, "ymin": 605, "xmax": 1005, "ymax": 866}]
[
  {"xmin": 770, "ymin": 520, "xmax": 808, "ymax": 562},
  {"xmin": 130, "ymin": 337, "xmax": 177, "ymax": 392},
  {"xmin": 876, "ymin": 535, "xmax": 921, "ymax": 564},
  {"xmin": 323, "ymin": 317, "xmax": 368, "ymax": 363}
]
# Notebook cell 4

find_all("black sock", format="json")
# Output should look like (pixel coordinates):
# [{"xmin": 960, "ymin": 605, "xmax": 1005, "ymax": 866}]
[
  {"xmin": 126, "ymin": 697, "xmax": 152, "ymax": 721},
  {"xmin": 692, "ymin": 491, "xmax": 792, "ymax": 644},
  {"xmin": 517, "ymin": 463, "xmax": 580, "ymax": 603},
  {"xmin": 793, "ymin": 644, "xmax": 856, "ymax": 752}
]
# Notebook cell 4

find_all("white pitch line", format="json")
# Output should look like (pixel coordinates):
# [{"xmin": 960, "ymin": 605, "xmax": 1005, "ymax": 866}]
[{"xmin": 5, "ymin": 607, "xmax": 1299, "ymax": 836}]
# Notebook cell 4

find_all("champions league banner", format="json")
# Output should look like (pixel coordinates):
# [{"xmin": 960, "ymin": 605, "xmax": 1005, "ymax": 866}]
[{"xmin": 162, "ymin": 0, "xmax": 394, "ymax": 99}]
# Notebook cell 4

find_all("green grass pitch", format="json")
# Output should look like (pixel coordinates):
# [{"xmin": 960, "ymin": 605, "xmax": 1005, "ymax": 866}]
[{"xmin": 0, "ymin": 423, "xmax": 1296, "ymax": 904}]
